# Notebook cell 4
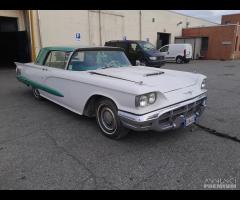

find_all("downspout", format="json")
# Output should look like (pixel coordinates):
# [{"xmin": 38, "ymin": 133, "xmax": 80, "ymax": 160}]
[
  {"xmin": 139, "ymin": 10, "xmax": 142, "ymax": 40},
  {"xmin": 99, "ymin": 10, "xmax": 102, "ymax": 46},
  {"xmin": 28, "ymin": 10, "xmax": 36, "ymax": 61},
  {"xmin": 36, "ymin": 10, "xmax": 42, "ymax": 49}
]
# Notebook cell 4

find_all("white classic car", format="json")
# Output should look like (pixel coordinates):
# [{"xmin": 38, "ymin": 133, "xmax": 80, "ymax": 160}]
[{"xmin": 15, "ymin": 46, "xmax": 207, "ymax": 139}]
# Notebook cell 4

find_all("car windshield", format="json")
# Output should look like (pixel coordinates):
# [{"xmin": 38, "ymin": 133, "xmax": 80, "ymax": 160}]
[
  {"xmin": 138, "ymin": 41, "xmax": 156, "ymax": 51},
  {"xmin": 68, "ymin": 50, "xmax": 132, "ymax": 71}
]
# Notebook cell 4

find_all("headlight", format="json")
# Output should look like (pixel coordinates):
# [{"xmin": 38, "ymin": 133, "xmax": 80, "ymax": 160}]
[
  {"xmin": 148, "ymin": 93, "xmax": 156, "ymax": 104},
  {"xmin": 136, "ymin": 92, "xmax": 157, "ymax": 107},
  {"xmin": 149, "ymin": 56, "xmax": 157, "ymax": 61},
  {"xmin": 201, "ymin": 79, "xmax": 207, "ymax": 89}
]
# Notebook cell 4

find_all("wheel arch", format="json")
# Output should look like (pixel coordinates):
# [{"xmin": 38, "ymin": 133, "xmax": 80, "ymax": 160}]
[{"xmin": 83, "ymin": 94, "xmax": 118, "ymax": 117}]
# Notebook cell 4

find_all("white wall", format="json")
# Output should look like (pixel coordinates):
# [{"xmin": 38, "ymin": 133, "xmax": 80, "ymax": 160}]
[
  {"xmin": 37, "ymin": 10, "xmax": 216, "ymax": 47},
  {"xmin": 0, "ymin": 10, "xmax": 25, "ymax": 31}
]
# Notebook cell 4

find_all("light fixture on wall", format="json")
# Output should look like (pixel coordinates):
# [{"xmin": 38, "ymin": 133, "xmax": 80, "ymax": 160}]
[{"xmin": 177, "ymin": 21, "xmax": 183, "ymax": 26}]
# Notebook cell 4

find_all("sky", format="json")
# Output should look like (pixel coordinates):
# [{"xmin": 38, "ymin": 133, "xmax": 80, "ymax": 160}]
[{"xmin": 173, "ymin": 10, "xmax": 240, "ymax": 24}]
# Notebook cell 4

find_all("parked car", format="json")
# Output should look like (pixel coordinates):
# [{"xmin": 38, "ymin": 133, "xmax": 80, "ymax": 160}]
[
  {"xmin": 16, "ymin": 46, "xmax": 207, "ymax": 139},
  {"xmin": 105, "ymin": 40, "xmax": 165, "ymax": 67},
  {"xmin": 159, "ymin": 43, "xmax": 193, "ymax": 64}
]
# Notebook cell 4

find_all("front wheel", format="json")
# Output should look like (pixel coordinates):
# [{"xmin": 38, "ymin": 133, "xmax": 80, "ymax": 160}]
[
  {"xmin": 96, "ymin": 99, "xmax": 129, "ymax": 139},
  {"xmin": 32, "ymin": 87, "xmax": 42, "ymax": 100},
  {"xmin": 176, "ymin": 56, "xmax": 183, "ymax": 64}
]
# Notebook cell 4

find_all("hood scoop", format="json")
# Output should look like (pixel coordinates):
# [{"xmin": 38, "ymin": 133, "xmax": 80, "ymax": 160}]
[{"xmin": 144, "ymin": 71, "xmax": 164, "ymax": 77}]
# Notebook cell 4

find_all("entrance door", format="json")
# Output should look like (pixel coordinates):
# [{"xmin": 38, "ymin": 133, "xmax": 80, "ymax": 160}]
[
  {"xmin": 157, "ymin": 32, "xmax": 171, "ymax": 49},
  {"xmin": 0, "ymin": 17, "xmax": 30, "ymax": 68}
]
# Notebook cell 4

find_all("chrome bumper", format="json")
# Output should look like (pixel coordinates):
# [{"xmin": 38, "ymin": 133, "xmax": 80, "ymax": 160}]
[{"xmin": 118, "ymin": 93, "xmax": 207, "ymax": 132}]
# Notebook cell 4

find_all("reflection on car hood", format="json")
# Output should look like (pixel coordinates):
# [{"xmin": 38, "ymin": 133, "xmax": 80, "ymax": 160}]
[{"xmin": 91, "ymin": 66, "xmax": 199, "ymax": 93}]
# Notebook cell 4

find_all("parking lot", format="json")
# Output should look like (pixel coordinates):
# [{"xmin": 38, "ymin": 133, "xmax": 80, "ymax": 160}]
[{"xmin": 0, "ymin": 60, "xmax": 240, "ymax": 189}]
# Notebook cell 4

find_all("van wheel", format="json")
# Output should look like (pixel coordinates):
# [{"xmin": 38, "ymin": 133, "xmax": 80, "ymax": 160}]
[
  {"xmin": 176, "ymin": 56, "xmax": 183, "ymax": 64},
  {"xmin": 32, "ymin": 87, "xmax": 42, "ymax": 100},
  {"xmin": 96, "ymin": 98, "xmax": 129, "ymax": 139}
]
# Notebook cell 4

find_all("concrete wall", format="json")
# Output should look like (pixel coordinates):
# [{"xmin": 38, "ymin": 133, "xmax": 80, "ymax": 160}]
[
  {"xmin": 0, "ymin": 10, "xmax": 26, "ymax": 31},
  {"xmin": 37, "ymin": 10, "xmax": 216, "ymax": 49},
  {"xmin": 182, "ymin": 25, "xmax": 240, "ymax": 60}
]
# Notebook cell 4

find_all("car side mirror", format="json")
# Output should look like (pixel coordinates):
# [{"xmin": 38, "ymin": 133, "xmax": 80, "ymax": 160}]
[{"xmin": 136, "ymin": 60, "xmax": 141, "ymax": 66}]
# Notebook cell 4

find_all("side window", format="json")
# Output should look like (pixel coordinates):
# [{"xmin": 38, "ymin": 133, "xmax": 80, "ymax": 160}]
[
  {"xmin": 44, "ymin": 51, "xmax": 70, "ymax": 69},
  {"xmin": 129, "ymin": 43, "xmax": 138, "ymax": 54},
  {"xmin": 160, "ymin": 46, "xmax": 169, "ymax": 52}
]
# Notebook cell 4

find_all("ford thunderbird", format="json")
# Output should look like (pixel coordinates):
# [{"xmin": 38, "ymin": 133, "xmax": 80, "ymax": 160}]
[{"xmin": 15, "ymin": 46, "xmax": 207, "ymax": 139}]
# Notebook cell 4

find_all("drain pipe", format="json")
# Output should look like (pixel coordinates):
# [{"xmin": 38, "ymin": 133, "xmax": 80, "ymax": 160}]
[
  {"xmin": 28, "ymin": 10, "xmax": 36, "ymax": 62},
  {"xmin": 139, "ymin": 10, "xmax": 142, "ymax": 40},
  {"xmin": 36, "ymin": 10, "xmax": 42, "ymax": 49},
  {"xmin": 99, "ymin": 10, "xmax": 102, "ymax": 46}
]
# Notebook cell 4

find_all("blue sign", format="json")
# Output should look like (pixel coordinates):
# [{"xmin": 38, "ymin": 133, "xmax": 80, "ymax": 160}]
[{"xmin": 75, "ymin": 33, "xmax": 81, "ymax": 41}]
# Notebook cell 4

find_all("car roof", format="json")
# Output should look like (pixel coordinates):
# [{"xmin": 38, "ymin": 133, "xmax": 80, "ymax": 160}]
[
  {"xmin": 106, "ymin": 40, "xmax": 145, "ymax": 43},
  {"xmin": 42, "ymin": 45, "xmax": 122, "ymax": 52}
]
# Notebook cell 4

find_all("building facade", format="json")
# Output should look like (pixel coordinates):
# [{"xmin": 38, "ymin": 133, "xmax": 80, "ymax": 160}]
[
  {"xmin": 181, "ymin": 14, "xmax": 240, "ymax": 60},
  {"xmin": 0, "ymin": 10, "xmax": 216, "ymax": 64}
]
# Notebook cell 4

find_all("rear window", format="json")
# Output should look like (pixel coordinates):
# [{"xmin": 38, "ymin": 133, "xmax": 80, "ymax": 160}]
[{"xmin": 44, "ymin": 51, "xmax": 70, "ymax": 69}]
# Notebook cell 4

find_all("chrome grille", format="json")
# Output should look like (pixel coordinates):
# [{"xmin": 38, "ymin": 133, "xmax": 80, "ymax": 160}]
[{"xmin": 158, "ymin": 97, "xmax": 206, "ymax": 125}]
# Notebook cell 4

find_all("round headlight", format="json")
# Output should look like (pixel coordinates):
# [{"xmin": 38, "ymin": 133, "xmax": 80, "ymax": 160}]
[
  {"xmin": 201, "ymin": 79, "xmax": 207, "ymax": 89},
  {"xmin": 139, "ymin": 95, "xmax": 148, "ymax": 107},
  {"xmin": 148, "ymin": 93, "xmax": 156, "ymax": 104}
]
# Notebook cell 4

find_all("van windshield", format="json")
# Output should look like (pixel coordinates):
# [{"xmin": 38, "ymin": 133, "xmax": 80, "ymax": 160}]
[
  {"xmin": 138, "ymin": 41, "xmax": 156, "ymax": 51},
  {"xmin": 68, "ymin": 50, "xmax": 132, "ymax": 71}
]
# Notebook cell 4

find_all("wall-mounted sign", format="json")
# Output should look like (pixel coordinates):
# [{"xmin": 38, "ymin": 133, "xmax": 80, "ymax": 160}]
[
  {"xmin": 75, "ymin": 32, "xmax": 81, "ymax": 41},
  {"xmin": 222, "ymin": 41, "xmax": 232, "ymax": 45}
]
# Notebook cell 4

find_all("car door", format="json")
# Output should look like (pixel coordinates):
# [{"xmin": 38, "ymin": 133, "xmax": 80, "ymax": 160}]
[
  {"xmin": 40, "ymin": 50, "xmax": 70, "ymax": 104},
  {"xmin": 159, "ymin": 45, "xmax": 170, "ymax": 60},
  {"xmin": 128, "ymin": 42, "xmax": 142, "ymax": 65}
]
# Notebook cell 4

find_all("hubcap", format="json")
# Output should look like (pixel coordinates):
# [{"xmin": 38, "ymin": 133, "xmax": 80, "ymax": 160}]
[
  {"xmin": 33, "ymin": 88, "xmax": 40, "ymax": 98},
  {"xmin": 98, "ymin": 105, "xmax": 117, "ymax": 134}
]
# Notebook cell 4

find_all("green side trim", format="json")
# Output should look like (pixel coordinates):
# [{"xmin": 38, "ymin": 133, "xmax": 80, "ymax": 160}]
[{"xmin": 17, "ymin": 76, "xmax": 64, "ymax": 97}]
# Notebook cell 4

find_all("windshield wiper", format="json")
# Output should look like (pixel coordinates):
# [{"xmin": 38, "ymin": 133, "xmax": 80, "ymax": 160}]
[{"xmin": 101, "ymin": 65, "xmax": 115, "ymax": 69}]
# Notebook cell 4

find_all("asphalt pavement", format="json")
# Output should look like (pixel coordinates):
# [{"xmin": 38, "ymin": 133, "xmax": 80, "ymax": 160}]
[{"xmin": 0, "ymin": 60, "xmax": 240, "ymax": 189}]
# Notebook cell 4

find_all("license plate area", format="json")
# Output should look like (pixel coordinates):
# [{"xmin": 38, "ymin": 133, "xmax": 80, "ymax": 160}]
[{"xmin": 184, "ymin": 115, "xmax": 196, "ymax": 127}]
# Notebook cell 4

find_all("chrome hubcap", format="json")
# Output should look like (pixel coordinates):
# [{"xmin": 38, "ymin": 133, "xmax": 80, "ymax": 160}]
[
  {"xmin": 98, "ymin": 105, "xmax": 117, "ymax": 134},
  {"xmin": 33, "ymin": 88, "xmax": 40, "ymax": 98}
]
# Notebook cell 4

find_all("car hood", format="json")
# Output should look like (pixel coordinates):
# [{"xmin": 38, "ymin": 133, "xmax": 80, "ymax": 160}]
[
  {"xmin": 145, "ymin": 49, "xmax": 162, "ymax": 57},
  {"xmin": 91, "ymin": 66, "xmax": 199, "ymax": 93}
]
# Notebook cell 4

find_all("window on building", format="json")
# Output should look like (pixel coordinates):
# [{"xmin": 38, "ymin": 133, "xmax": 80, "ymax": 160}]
[
  {"xmin": 201, "ymin": 37, "xmax": 209, "ymax": 51},
  {"xmin": 235, "ymin": 36, "xmax": 238, "ymax": 51},
  {"xmin": 223, "ymin": 20, "xmax": 231, "ymax": 24}
]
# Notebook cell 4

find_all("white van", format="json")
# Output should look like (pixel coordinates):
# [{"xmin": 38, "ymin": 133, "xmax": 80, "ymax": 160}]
[{"xmin": 159, "ymin": 44, "xmax": 193, "ymax": 64}]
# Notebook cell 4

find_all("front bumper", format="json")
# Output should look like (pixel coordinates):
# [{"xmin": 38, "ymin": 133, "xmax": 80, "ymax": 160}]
[
  {"xmin": 147, "ymin": 60, "xmax": 166, "ymax": 67},
  {"xmin": 118, "ymin": 93, "xmax": 207, "ymax": 132}
]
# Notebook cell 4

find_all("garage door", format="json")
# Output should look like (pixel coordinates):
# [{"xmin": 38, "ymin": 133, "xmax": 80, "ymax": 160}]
[{"xmin": 0, "ymin": 17, "xmax": 30, "ymax": 68}]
